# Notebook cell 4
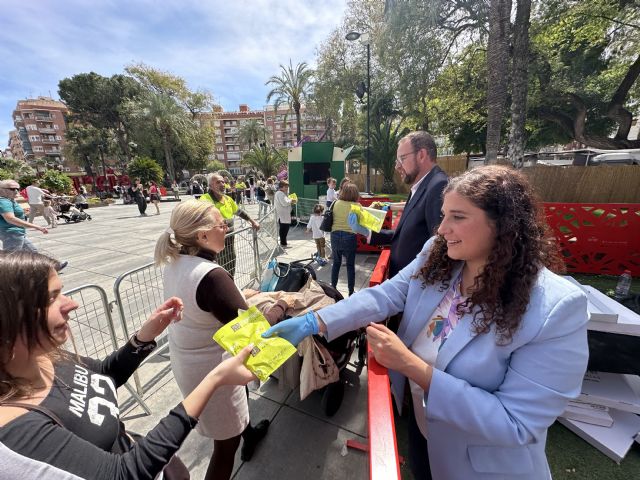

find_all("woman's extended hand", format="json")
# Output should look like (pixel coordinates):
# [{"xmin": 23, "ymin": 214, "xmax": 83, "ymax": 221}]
[
  {"xmin": 183, "ymin": 345, "xmax": 257, "ymax": 419},
  {"xmin": 210, "ymin": 345, "xmax": 257, "ymax": 386},
  {"xmin": 366, "ymin": 322, "xmax": 413, "ymax": 372},
  {"xmin": 137, "ymin": 297, "xmax": 184, "ymax": 342}
]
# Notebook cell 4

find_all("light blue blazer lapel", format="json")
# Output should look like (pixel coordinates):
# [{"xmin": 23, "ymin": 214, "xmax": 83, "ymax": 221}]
[
  {"xmin": 398, "ymin": 262, "xmax": 464, "ymax": 348},
  {"xmin": 434, "ymin": 311, "xmax": 477, "ymax": 372},
  {"xmin": 391, "ymin": 263, "xmax": 465, "ymax": 406}
]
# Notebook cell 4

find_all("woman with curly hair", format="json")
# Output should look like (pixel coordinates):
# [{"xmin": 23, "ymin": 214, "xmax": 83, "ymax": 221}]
[{"xmin": 262, "ymin": 166, "xmax": 589, "ymax": 480}]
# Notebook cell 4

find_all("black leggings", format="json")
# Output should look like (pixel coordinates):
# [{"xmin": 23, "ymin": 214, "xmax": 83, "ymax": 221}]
[
  {"xmin": 278, "ymin": 220, "xmax": 290, "ymax": 245},
  {"xmin": 135, "ymin": 196, "xmax": 147, "ymax": 215}
]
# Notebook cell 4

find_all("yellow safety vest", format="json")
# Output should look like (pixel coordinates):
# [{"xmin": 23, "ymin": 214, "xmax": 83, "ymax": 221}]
[{"xmin": 199, "ymin": 193, "xmax": 238, "ymax": 220}]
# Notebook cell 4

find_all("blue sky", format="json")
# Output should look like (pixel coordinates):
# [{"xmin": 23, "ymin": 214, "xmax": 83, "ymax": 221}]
[{"xmin": 0, "ymin": 0, "xmax": 347, "ymax": 147}]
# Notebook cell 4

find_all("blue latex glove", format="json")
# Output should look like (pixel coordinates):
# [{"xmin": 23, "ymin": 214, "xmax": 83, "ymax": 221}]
[
  {"xmin": 348, "ymin": 212, "xmax": 370, "ymax": 236},
  {"xmin": 381, "ymin": 205, "xmax": 390, "ymax": 212},
  {"xmin": 261, "ymin": 312, "xmax": 319, "ymax": 346}
]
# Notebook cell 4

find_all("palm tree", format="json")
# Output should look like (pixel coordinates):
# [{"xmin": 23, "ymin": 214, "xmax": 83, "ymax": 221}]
[
  {"xmin": 241, "ymin": 145, "xmax": 285, "ymax": 178},
  {"xmin": 265, "ymin": 60, "xmax": 313, "ymax": 143},
  {"xmin": 370, "ymin": 95, "xmax": 408, "ymax": 194},
  {"xmin": 238, "ymin": 119, "xmax": 268, "ymax": 150},
  {"xmin": 134, "ymin": 94, "xmax": 189, "ymax": 181}
]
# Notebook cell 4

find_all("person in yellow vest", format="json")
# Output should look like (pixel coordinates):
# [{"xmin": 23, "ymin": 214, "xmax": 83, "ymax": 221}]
[
  {"xmin": 235, "ymin": 179, "xmax": 246, "ymax": 205},
  {"xmin": 200, "ymin": 173, "xmax": 259, "ymax": 276}
]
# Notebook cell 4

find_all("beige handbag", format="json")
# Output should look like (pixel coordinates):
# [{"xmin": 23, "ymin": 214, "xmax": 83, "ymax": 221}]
[{"xmin": 298, "ymin": 336, "xmax": 340, "ymax": 401}]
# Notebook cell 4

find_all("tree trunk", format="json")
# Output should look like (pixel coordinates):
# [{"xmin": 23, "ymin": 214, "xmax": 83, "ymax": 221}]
[
  {"xmin": 162, "ymin": 133, "xmax": 175, "ymax": 182},
  {"xmin": 485, "ymin": 0, "xmax": 512, "ymax": 164},
  {"xmin": 607, "ymin": 53, "xmax": 640, "ymax": 140},
  {"xmin": 507, "ymin": 0, "xmax": 531, "ymax": 168},
  {"xmin": 294, "ymin": 106, "xmax": 302, "ymax": 143}
]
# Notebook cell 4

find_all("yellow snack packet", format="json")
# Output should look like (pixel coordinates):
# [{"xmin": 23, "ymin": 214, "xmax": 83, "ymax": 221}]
[
  {"xmin": 212, "ymin": 306, "xmax": 296, "ymax": 382},
  {"xmin": 350, "ymin": 204, "xmax": 387, "ymax": 233},
  {"xmin": 288, "ymin": 192, "xmax": 298, "ymax": 202}
]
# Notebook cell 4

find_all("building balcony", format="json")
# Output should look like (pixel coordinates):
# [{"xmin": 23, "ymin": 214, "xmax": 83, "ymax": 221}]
[
  {"xmin": 42, "ymin": 139, "xmax": 59, "ymax": 144},
  {"xmin": 35, "ymin": 115, "xmax": 53, "ymax": 121},
  {"xmin": 39, "ymin": 127, "xmax": 56, "ymax": 134}
]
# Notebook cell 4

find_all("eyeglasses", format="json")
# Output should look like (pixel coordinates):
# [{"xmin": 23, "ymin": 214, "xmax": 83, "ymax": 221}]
[
  {"xmin": 2, "ymin": 187, "xmax": 20, "ymax": 191},
  {"xmin": 212, "ymin": 223, "xmax": 229, "ymax": 230},
  {"xmin": 396, "ymin": 151, "xmax": 418, "ymax": 165}
]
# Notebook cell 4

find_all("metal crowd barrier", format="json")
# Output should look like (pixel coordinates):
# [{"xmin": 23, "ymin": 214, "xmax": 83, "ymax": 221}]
[
  {"xmin": 293, "ymin": 196, "xmax": 320, "ymax": 226},
  {"xmin": 112, "ymin": 262, "xmax": 166, "ymax": 396},
  {"xmin": 63, "ymin": 284, "xmax": 151, "ymax": 414},
  {"xmin": 112, "ymin": 206, "xmax": 280, "ymax": 399}
]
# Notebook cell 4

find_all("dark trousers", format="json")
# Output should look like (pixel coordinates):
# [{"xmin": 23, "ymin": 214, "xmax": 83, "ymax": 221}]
[
  {"xmin": 330, "ymin": 230, "xmax": 357, "ymax": 295},
  {"xmin": 278, "ymin": 220, "xmax": 290, "ymax": 246},
  {"xmin": 407, "ymin": 400, "xmax": 433, "ymax": 480},
  {"xmin": 218, "ymin": 234, "xmax": 236, "ymax": 276},
  {"xmin": 135, "ymin": 196, "xmax": 147, "ymax": 215}
]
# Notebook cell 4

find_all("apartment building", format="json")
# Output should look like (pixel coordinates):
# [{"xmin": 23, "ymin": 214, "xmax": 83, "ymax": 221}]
[
  {"xmin": 11, "ymin": 97, "xmax": 68, "ymax": 168},
  {"xmin": 206, "ymin": 104, "xmax": 325, "ymax": 175}
]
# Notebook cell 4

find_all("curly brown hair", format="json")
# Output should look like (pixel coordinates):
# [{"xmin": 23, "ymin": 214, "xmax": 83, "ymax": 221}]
[{"xmin": 417, "ymin": 165, "xmax": 564, "ymax": 344}]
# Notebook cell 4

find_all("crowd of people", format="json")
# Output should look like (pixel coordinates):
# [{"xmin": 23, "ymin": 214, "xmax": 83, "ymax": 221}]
[{"xmin": 0, "ymin": 130, "xmax": 590, "ymax": 480}]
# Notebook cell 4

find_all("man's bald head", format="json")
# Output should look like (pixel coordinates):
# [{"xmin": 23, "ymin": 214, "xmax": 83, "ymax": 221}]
[{"xmin": 208, "ymin": 173, "xmax": 226, "ymax": 196}]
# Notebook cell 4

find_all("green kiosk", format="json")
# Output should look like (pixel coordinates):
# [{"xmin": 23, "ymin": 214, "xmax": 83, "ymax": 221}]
[{"xmin": 287, "ymin": 142, "xmax": 352, "ymax": 200}]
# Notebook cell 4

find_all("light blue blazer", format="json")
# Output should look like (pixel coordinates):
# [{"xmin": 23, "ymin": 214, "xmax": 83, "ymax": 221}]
[{"xmin": 318, "ymin": 238, "xmax": 589, "ymax": 479}]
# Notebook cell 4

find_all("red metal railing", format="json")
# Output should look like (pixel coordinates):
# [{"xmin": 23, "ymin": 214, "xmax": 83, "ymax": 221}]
[{"xmin": 357, "ymin": 246, "xmax": 401, "ymax": 480}]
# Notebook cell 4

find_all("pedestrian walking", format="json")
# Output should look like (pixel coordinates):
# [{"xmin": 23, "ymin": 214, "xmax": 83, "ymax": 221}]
[
  {"xmin": 42, "ymin": 200, "xmax": 57, "ymax": 228},
  {"xmin": 0, "ymin": 179, "xmax": 48, "ymax": 252},
  {"xmin": 306, "ymin": 204, "xmax": 327, "ymax": 265},
  {"xmin": 330, "ymin": 183, "xmax": 360, "ymax": 296},
  {"xmin": 25, "ymin": 179, "xmax": 49, "ymax": 224},
  {"xmin": 131, "ymin": 179, "xmax": 147, "ymax": 216},
  {"xmin": 274, "ymin": 180, "xmax": 295, "ymax": 247},
  {"xmin": 326, "ymin": 177, "xmax": 337, "ymax": 207},
  {"xmin": 256, "ymin": 181, "xmax": 268, "ymax": 217},
  {"xmin": 171, "ymin": 180, "xmax": 181, "ymax": 200},
  {"xmin": 149, "ymin": 181, "xmax": 161, "ymax": 215}
]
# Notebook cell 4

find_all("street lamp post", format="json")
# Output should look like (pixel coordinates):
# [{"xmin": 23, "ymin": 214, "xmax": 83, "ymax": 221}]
[{"xmin": 346, "ymin": 31, "xmax": 371, "ymax": 193}]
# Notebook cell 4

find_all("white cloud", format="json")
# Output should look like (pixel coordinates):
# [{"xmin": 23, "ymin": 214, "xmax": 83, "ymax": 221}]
[{"xmin": 0, "ymin": 0, "xmax": 347, "ymax": 145}]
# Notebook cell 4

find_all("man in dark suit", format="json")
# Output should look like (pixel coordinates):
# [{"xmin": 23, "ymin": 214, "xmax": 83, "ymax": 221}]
[{"xmin": 349, "ymin": 131, "xmax": 448, "ymax": 279}]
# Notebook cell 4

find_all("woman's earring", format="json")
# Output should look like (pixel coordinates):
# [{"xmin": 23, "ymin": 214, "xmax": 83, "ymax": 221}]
[{"xmin": 11, "ymin": 348, "xmax": 16, "ymax": 361}]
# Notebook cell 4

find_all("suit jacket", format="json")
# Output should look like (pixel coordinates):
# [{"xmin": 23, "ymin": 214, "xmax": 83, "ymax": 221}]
[
  {"xmin": 370, "ymin": 165, "xmax": 448, "ymax": 278},
  {"xmin": 318, "ymin": 238, "xmax": 589, "ymax": 479}
]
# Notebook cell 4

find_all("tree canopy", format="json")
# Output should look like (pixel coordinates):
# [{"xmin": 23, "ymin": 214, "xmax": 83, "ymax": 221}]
[{"xmin": 312, "ymin": 0, "xmax": 640, "ymax": 159}]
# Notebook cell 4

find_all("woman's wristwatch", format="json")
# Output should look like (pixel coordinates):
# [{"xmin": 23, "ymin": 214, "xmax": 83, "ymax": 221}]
[{"xmin": 129, "ymin": 333, "xmax": 157, "ymax": 354}]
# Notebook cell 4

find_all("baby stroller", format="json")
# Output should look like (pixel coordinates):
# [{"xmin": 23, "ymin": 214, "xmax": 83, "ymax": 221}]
[
  {"xmin": 271, "ymin": 258, "xmax": 367, "ymax": 416},
  {"xmin": 58, "ymin": 203, "xmax": 92, "ymax": 223}
]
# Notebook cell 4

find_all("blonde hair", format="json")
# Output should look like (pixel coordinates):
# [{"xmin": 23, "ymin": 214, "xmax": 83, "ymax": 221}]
[{"xmin": 154, "ymin": 199, "xmax": 220, "ymax": 265}]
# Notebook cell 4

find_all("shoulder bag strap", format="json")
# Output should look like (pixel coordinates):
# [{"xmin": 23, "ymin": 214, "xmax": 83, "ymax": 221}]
[{"xmin": 0, "ymin": 401, "xmax": 65, "ymax": 427}]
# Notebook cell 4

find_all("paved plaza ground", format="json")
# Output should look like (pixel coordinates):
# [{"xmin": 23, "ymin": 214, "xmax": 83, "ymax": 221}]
[{"xmin": 27, "ymin": 197, "xmax": 382, "ymax": 480}]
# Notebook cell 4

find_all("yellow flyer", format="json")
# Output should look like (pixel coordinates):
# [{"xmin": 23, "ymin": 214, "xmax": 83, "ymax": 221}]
[
  {"xmin": 288, "ymin": 192, "xmax": 298, "ymax": 202},
  {"xmin": 350, "ymin": 204, "xmax": 387, "ymax": 233},
  {"xmin": 212, "ymin": 306, "xmax": 296, "ymax": 382}
]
